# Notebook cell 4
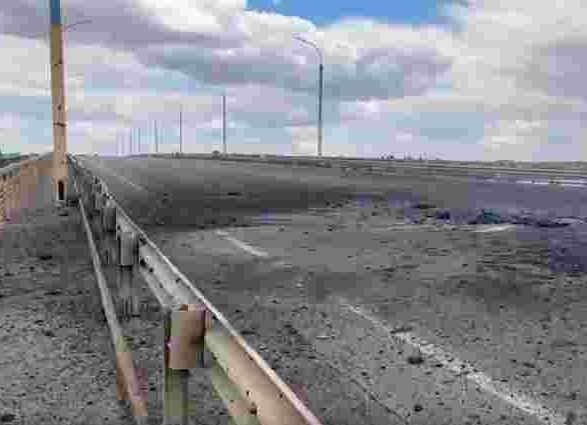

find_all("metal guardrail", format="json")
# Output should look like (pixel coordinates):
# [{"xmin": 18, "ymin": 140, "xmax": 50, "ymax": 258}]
[
  {"xmin": 0, "ymin": 153, "xmax": 53, "ymax": 222},
  {"xmin": 70, "ymin": 155, "xmax": 323, "ymax": 425},
  {"xmin": 73, "ymin": 174, "xmax": 149, "ymax": 424}
]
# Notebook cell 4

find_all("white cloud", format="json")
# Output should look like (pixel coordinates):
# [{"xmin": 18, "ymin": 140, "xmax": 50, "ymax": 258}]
[
  {"xmin": 2, "ymin": 0, "xmax": 587, "ymax": 160},
  {"xmin": 434, "ymin": 0, "xmax": 587, "ymax": 156}
]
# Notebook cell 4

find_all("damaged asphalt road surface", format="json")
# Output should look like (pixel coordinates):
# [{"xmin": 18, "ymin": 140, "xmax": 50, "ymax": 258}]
[{"xmin": 77, "ymin": 155, "xmax": 587, "ymax": 425}]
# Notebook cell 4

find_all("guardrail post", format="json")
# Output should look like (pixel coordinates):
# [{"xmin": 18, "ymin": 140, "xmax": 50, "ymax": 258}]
[
  {"xmin": 9, "ymin": 172, "xmax": 17, "ymax": 221},
  {"xmin": 103, "ymin": 199, "xmax": 117, "ymax": 265},
  {"xmin": 116, "ymin": 360, "xmax": 127, "ymax": 402},
  {"xmin": 19, "ymin": 166, "xmax": 27, "ymax": 210},
  {"xmin": 118, "ymin": 230, "xmax": 139, "ymax": 318},
  {"xmin": 97, "ymin": 189, "xmax": 109, "ymax": 243},
  {"xmin": 91, "ymin": 180, "xmax": 102, "ymax": 233},
  {"xmin": 31, "ymin": 162, "xmax": 39, "ymax": 209},
  {"xmin": 91, "ymin": 178, "xmax": 100, "ymax": 206},
  {"xmin": 163, "ymin": 305, "xmax": 207, "ymax": 425},
  {"xmin": 0, "ymin": 174, "xmax": 5, "ymax": 222},
  {"xmin": 23, "ymin": 165, "xmax": 31, "ymax": 210},
  {"xmin": 163, "ymin": 308, "xmax": 175, "ymax": 425},
  {"xmin": 6, "ymin": 172, "xmax": 14, "ymax": 222},
  {"xmin": 170, "ymin": 305, "xmax": 208, "ymax": 370},
  {"xmin": 26, "ymin": 165, "xmax": 33, "ymax": 209},
  {"xmin": 81, "ymin": 176, "xmax": 91, "ymax": 211},
  {"xmin": 163, "ymin": 309, "xmax": 191, "ymax": 425},
  {"xmin": 3, "ymin": 174, "xmax": 8, "ymax": 222},
  {"xmin": 14, "ymin": 171, "xmax": 20, "ymax": 214}
]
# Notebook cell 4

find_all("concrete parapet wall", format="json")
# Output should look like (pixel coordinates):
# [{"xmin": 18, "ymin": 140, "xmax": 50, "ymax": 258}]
[{"xmin": 0, "ymin": 153, "xmax": 55, "ymax": 223}]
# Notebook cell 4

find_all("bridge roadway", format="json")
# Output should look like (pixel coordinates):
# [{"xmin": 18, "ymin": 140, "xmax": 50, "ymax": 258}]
[{"xmin": 79, "ymin": 154, "xmax": 586, "ymax": 425}]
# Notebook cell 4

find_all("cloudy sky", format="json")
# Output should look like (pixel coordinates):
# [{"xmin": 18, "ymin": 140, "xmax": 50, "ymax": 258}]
[{"xmin": 1, "ymin": 0, "xmax": 587, "ymax": 161}]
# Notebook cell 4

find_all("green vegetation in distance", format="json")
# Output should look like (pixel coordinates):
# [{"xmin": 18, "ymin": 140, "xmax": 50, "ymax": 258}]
[
  {"xmin": 0, "ymin": 149, "xmax": 20, "ymax": 159},
  {"xmin": 0, "ymin": 149, "xmax": 23, "ymax": 168}
]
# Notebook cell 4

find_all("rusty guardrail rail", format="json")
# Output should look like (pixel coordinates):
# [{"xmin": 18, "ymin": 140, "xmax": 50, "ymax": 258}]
[
  {"xmin": 72, "ymin": 171, "xmax": 149, "ymax": 424},
  {"xmin": 0, "ymin": 153, "xmax": 53, "ymax": 222},
  {"xmin": 70, "ymin": 155, "xmax": 323, "ymax": 425}
]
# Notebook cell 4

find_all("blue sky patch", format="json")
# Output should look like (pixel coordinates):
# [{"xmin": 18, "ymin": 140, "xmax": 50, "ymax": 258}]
[
  {"xmin": 247, "ymin": 0, "xmax": 455, "ymax": 26},
  {"xmin": 547, "ymin": 126, "xmax": 568, "ymax": 145}
]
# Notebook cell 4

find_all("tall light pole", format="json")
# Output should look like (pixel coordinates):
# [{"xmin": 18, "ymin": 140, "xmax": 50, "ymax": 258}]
[
  {"xmin": 294, "ymin": 35, "xmax": 324, "ymax": 157},
  {"xmin": 49, "ymin": 0, "xmax": 68, "ymax": 202},
  {"xmin": 222, "ymin": 92, "xmax": 227, "ymax": 155},
  {"xmin": 47, "ymin": 0, "xmax": 93, "ymax": 201}
]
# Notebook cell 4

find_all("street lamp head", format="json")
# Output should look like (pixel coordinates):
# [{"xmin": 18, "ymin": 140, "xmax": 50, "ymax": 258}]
[
  {"xmin": 293, "ymin": 35, "xmax": 323, "ymax": 64},
  {"xmin": 64, "ymin": 19, "xmax": 93, "ymax": 32}
]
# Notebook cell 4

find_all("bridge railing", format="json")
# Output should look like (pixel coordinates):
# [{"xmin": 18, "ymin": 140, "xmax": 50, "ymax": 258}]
[
  {"xmin": 147, "ymin": 152, "xmax": 587, "ymax": 181},
  {"xmin": 69, "ymin": 155, "xmax": 323, "ymax": 425},
  {"xmin": 0, "ymin": 153, "xmax": 53, "ymax": 222}
]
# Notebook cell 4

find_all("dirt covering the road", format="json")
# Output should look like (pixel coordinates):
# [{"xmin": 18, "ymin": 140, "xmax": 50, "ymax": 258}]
[
  {"xmin": 0, "ymin": 204, "xmax": 135, "ymax": 425},
  {"xmin": 149, "ymin": 198, "xmax": 587, "ymax": 425}
]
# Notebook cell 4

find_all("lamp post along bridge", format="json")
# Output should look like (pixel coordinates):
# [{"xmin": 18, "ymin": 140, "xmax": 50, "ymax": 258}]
[{"xmin": 49, "ymin": 0, "xmax": 68, "ymax": 202}]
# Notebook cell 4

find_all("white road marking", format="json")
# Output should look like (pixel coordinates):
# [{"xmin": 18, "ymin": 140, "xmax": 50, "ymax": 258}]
[
  {"xmin": 377, "ymin": 223, "xmax": 518, "ymax": 234},
  {"xmin": 215, "ymin": 230, "xmax": 270, "ymax": 258},
  {"xmin": 338, "ymin": 298, "xmax": 567, "ymax": 425},
  {"xmin": 368, "ymin": 223, "xmax": 458, "ymax": 233},
  {"xmin": 383, "ymin": 223, "xmax": 443, "ymax": 231},
  {"xmin": 473, "ymin": 224, "xmax": 518, "ymax": 233}
]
